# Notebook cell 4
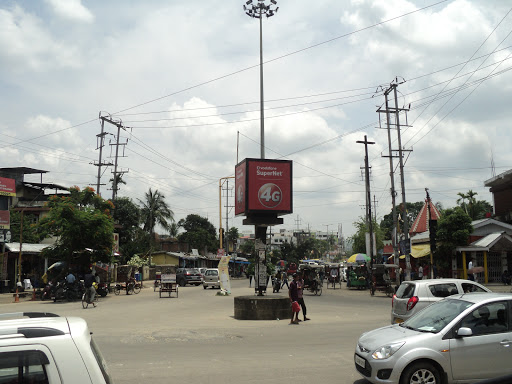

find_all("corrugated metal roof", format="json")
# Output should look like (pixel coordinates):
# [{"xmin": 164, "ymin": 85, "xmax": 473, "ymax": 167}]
[
  {"xmin": 456, "ymin": 232, "xmax": 512, "ymax": 252},
  {"xmin": 472, "ymin": 232, "xmax": 503, "ymax": 248},
  {"xmin": 4, "ymin": 242, "xmax": 51, "ymax": 253}
]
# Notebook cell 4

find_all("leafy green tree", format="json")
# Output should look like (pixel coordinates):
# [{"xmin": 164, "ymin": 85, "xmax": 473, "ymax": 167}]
[
  {"xmin": 112, "ymin": 197, "xmax": 143, "ymax": 262},
  {"xmin": 381, "ymin": 201, "xmax": 425, "ymax": 240},
  {"xmin": 280, "ymin": 241, "xmax": 298, "ymax": 264},
  {"xmin": 435, "ymin": 207, "xmax": 473, "ymax": 275},
  {"xmin": 177, "ymin": 214, "xmax": 217, "ymax": 253},
  {"xmin": 138, "ymin": 188, "xmax": 174, "ymax": 252},
  {"xmin": 37, "ymin": 186, "xmax": 114, "ymax": 263},
  {"xmin": 240, "ymin": 239, "xmax": 255, "ymax": 255},
  {"xmin": 8, "ymin": 210, "xmax": 44, "ymax": 244},
  {"xmin": 226, "ymin": 227, "xmax": 240, "ymax": 251},
  {"xmin": 349, "ymin": 217, "xmax": 384, "ymax": 255}
]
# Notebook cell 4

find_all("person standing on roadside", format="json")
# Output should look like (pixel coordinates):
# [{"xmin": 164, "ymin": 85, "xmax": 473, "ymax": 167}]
[
  {"xmin": 468, "ymin": 259, "xmax": 475, "ymax": 281},
  {"xmin": 296, "ymin": 272, "xmax": 310, "ymax": 321},
  {"xmin": 84, "ymin": 269, "xmax": 96, "ymax": 306},
  {"xmin": 289, "ymin": 273, "xmax": 300, "ymax": 324}
]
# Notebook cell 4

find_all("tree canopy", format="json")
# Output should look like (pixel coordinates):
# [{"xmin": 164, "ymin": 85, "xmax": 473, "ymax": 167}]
[
  {"xmin": 456, "ymin": 190, "xmax": 492, "ymax": 220},
  {"xmin": 434, "ymin": 207, "xmax": 473, "ymax": 273},
  {"xmin": 349, "ymin": 217, "xmax": 384, "ymax": 256},
  {"xmin": 112, "ymin": 197, "xmax": 146, "ymax": 263},
  {"xmin": 37, "ymin": 186, "xmax": 114, "ymax": 263},
  {"xmin": 178, "ymin": 214, "xmax": 217, "ymax": 253},
  {"xmin": 380, "ymin": 201, "xmax": 425, "ymax": 240}
]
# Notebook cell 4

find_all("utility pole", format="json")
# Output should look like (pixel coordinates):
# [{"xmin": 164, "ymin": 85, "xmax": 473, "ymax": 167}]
[
  {"xmin": 378, "ymin": 80, "xmax": 412, "ymax": 282},
  {"xmin": 357, "ymin": 135, "xmax": 375, "ymax": 269},
  {"xmin": 96, "ymin": 114, "xmax": 129, "ymax": 201},
  {"xmin": 426, "ymin": 188, "xmax": 437, "ymax": 279},
  {"xmin": 393, "ymin": 83, "xmax": 412, "ymax": 280},
  {"xmin": 94, "ymin": 115, "xmax": 112, "ymax": 197},
  {"xmin": 373, "ymin": 195, "xmax": 378, "ymax": 223},
  {"xmin": 218, "ymin": 177, "xmax": 234, "ymax": 250}
]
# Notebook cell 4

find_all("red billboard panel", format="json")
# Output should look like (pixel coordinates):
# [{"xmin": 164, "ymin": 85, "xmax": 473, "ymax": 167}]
[
  {"xmin": 235, "ymin": 160, "xmax": 246, "ymax": 216},
  {"xmin": 0, "ymin": 211, "xmax": 10, "ymax": 230},
  {"xmin": 0, "ymin": 177, "xmax": 16, "ymax": 197},
  {"xmin": 235, "ymin": 158, "xmax": 292, "ymax": 216}
]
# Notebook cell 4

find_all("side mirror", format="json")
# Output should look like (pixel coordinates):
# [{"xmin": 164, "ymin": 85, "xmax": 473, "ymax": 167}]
[{"xmin": 455, "ymin": 327, "xmax": 473, "ymax": 337}]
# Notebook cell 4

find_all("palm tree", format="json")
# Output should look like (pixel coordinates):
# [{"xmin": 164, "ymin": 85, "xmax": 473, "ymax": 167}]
[
  {"xmin": 138, "ymin": 189, "xmax": 174, "ymax": 259},
  {"xmin": 466, "ymin": 190, "xmax": 478, "ymax": 220},
  {"xmin": 456, "ymin": 192, "xmax": 469, "ymax": 214},
  {"xmin": 109, "ymin": 173, "xmax": 126, "ymax": 199},
  {"xmin": 169, "ymin": 222, "xmax": 180, "ymax": 238}
]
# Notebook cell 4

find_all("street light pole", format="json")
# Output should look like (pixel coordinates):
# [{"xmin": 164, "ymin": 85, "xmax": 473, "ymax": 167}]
[
  {"xmin": 243, "ymin": 0, "xmax": 279, "ymax": 159},
  {"xmin": 243, "ymin": 0, "xmax": 279, "ymax": 295}
]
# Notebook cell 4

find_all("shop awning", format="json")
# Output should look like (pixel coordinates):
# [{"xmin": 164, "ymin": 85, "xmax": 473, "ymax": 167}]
[{"xmin": 411, "ymin": 244, "xmax": 430, "ymax": 258}]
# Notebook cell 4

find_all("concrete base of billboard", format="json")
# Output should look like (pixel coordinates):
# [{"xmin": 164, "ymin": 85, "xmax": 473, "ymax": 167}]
[{"xmin": 234, "ymin": 295, "xmax": 290, "ymax": 320}]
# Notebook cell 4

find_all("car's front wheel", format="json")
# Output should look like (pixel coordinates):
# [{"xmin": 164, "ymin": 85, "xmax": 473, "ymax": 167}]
[{"xmin": 400, "ymin": 362, "xmax": 441, "ymax": 384}]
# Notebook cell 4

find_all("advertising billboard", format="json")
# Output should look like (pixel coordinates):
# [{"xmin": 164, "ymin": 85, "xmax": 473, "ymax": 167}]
[
  {"xmin": 0, "ymin": 211, "xmax": 9, "ymax": 230},
  {"xmin": 235, "ymin": 160, "xmax": 246, "ymax": 216},
  {"xmin": 0, "ymin": 177, "xmax": 16, "ymax": 197},
  {"xmin": 235, "ymin": 158, "xmax": 292, "ymax": 216}
]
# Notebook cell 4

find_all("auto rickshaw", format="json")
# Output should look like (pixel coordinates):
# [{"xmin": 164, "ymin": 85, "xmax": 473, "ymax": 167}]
[
  {"xmin": 346, "ymin": 263, "xmax": 368, "ymax": 290},
  {"xmin": 325, "ymin": 263, "xmax": 342, "ymax": 289},
  {"xmin": 370, "ymin": 264, "xmax": 398, "ymax": 297},
  {"xmin": 298, "ymin": 264, "xmax": 323, "ymax": 296}
]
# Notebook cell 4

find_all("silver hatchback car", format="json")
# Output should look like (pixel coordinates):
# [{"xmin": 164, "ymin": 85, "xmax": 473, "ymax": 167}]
[
  {"xmin": 202, "ymin": 268, "xmax": 220, "ymax": 289},
  {"xmin": 355, "ymin": 292, "xmax": 512, "ymax": 384},
  {"xmin": 391, "ymin": 278, "xmax": 490, "ymax": 324}
]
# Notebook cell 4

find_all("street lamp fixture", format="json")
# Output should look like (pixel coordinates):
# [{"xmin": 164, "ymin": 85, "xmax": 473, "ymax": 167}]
[{"xmin": 243, "ymin": 0, "xmax": 278, "ymax": 159}]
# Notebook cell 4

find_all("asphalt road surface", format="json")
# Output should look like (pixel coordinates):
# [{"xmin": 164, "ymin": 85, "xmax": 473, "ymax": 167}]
[{"xmin": 3, "ymin": 279, "xmax": 391, "ymax": 384}]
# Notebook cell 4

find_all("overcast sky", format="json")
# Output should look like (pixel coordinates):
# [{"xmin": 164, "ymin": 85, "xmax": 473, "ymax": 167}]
[{"xmin": 1, "ymin": 0, "xmax": 511, "ymax": 242}]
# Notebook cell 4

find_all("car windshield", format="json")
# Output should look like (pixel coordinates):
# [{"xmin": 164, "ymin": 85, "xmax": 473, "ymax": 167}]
[{"xmin": 400, "ymin": 298, "xmax": 474, "ymax": 333}]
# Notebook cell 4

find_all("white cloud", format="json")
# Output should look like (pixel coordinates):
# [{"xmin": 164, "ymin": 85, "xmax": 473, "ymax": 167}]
[
  {"xmin": 45, "ymin": 0, "xmax": 94, "ymax": 23},
  {"xmin": 0, "ymin": 6, "xmax": 81, "ymax": 72},
  {"xmin": 1, "ymin": 0, "xmax": 511, "ymax": 238}
]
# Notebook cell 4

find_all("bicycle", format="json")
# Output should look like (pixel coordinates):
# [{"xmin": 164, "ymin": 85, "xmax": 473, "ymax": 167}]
[
  {"xmin": 113, "ymin": 279, "xmax": 141, "ymax": 295},
  {"xmin": 82, "ymin": 288, "xmax": 98, "ymax": 309}
]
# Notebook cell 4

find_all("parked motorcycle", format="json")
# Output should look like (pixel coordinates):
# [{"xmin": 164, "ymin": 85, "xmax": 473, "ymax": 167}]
[
  {"xmin": 96, "ymin": 282, "xmax": 109, "ymax": 297},
  {"xmin": 53, "ymin": 281, "xmax": 65, "ymax": 302},
  {"xmin": 41, "ymin": 281, "xmax": 55, "ymax": 301},
  {"xmin": 64, "ymin": 281, "xmax": 84, "ymax": 301}
]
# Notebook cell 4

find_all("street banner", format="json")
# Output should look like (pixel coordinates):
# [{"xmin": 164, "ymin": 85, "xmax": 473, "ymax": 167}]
[
  {"xmin": 218, "ymin": 255, "xmax": 231, "ymax": 292},
  {"xmin": 0, "ymin": 177, "xmax": 15, "ymax": 197}
]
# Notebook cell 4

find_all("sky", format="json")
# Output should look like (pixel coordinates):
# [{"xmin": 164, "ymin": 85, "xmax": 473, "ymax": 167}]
[{"xmin": 1, "ymin": 0, "xmax": 511, "ymax": 243}]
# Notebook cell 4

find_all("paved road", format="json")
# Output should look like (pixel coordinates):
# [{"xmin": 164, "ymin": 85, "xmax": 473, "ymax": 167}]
[{"xmin": 2, "ymin": 280, "xmax": 401, "ymax": 384}]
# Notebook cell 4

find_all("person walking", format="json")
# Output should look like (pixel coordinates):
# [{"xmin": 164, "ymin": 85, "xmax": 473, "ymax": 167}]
[
  {"xmin": 418, "ymin": 264, "xmax": 423, "ymax": 280},
  {"xmin": 288, "ymin": 273, "xmax": 300, "ymax": 324},
  {"xmin": 296, "ymin": 272, "xmax": 310, "ymax": 321},
  {"xmin": 83, "ymin": 269, "xmax": 96, "ymax": 306},
  {"xmin": 281, "ymin": 270, "xmax": 289, "ymax": 289}
]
